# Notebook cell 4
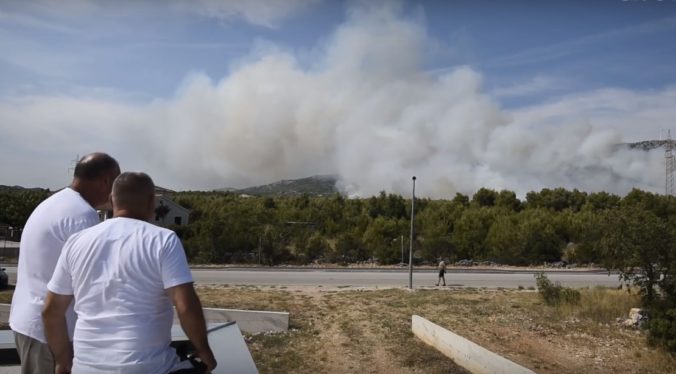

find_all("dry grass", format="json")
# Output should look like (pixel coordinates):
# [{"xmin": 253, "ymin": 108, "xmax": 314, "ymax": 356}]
[
  {"xmin": 0, "ymin": 285, "xmax": 672, "ymax": 373},
  {"xmin": 196, "ymin": 285, "xmax": 676, "ymax": 374},
  {"xmin": 0, "ymin": 288, "xmax": 13, "ymax": 304}
]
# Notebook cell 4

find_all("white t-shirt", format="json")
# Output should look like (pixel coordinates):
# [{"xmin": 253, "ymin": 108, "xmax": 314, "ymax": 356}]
[
  {"xmin": 47, "ymin": 217, "xmax": 194, "ymax": 374},
  {"xmin": 10, "ymin": 187, "xmax": 99, "ymax": 343}
]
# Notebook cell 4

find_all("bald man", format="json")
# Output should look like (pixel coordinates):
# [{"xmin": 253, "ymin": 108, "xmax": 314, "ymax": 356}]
[
  {"xmin": 43, "ymin": 172, "xmax": 216, "ymax": 374},
  {"xmin": 10, "ymin": 153, "xmax": 120, "ymax": 374}
]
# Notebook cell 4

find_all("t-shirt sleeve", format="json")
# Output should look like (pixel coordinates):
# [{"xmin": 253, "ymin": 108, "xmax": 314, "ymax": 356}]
[
  {"xmin": 47, "ymin": 240, "xmax": 74, "ymax": 296},
  {"xmin": 160, "ymin": 233, "xmax": 193, "ymax": 289}
]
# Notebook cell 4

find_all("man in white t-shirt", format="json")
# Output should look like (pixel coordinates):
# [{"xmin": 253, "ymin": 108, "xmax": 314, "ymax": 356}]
[
  {"xmin": 10, "ymin": 153, "xmax": 120, "ymax": 374},
  {"xmin": 42, "ymin": 172, "xmax": 216, "ymax": 374}
]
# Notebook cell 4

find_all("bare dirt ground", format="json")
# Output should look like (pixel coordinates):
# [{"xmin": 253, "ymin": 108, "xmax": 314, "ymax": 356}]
[{"xmin": 196, "ymin": 285, "xmax": 676, "ymax": 374}]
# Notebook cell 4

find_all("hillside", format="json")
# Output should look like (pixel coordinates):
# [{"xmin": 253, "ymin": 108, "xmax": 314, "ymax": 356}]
[
  {"xmin": 0, "ymin": 185, "xmax": 47, "ymax": 192},
  {"xmin": 229, "ymin": 175, "xmax": 339, "ymax": 197}
]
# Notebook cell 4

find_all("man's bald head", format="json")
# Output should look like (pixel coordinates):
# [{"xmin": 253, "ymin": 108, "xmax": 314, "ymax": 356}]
[
  {"xmin": 73, "ymin": 153, "xmax": 119, "ymax": 180},
  {"xmin": 111, "ymin": 172, "xmax": 156, "ymax": 220},
  {"xmin": 70, "ymin": 152, "xmax": 120, "ymax": 208}
]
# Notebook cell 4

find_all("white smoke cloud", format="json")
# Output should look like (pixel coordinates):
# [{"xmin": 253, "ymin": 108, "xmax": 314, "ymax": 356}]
[{"xmin": 0, "ymin": 4, "xmax": 673, "ymax": 197}]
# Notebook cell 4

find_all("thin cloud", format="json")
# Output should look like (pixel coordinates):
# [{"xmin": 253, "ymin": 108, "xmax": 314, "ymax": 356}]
[
  {"xmin": 0, "ymin": 32, "xmax": 87, "ymax": 79},
  {"xmin": 129, "ymin": 41, "xmax": 249, "ymax": 50},
  {"xmin": 490, "ymin": 75, "xmax": 570, "ymax": 98},
  {"xmin": 0, "ymin": 9, "xmax": 80, "ymax": 34},
  {"xmin": 511, "ymin": 86, "xmax": 676, "ymax": 142},
  {"xmin": 180, "ymin": 0, "xmax": 322, "ymax": 28},
  {"xmin": 490, "ymin": 15, "xmax": 676, "ymax": 67}
]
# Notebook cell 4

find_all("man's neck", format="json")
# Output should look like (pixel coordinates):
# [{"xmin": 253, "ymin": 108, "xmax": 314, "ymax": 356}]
[
  {"xmin": 70, "ymin": 180, "xmax": 98, "ymax": 208},
  {"xmin": 113, "ymin": 209, "xmax": 150, "ymax": 221}
]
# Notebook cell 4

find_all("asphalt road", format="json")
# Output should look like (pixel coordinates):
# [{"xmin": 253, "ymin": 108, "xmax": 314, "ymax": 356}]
[{"xmin": 3, "ymin": 267, "xmax": 621, "ymax": 289}]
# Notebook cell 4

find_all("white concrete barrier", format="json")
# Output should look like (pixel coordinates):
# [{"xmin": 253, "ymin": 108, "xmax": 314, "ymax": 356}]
[{"xmin": 412, "ymin": 315, "xmax": 535, "ymax": 374}]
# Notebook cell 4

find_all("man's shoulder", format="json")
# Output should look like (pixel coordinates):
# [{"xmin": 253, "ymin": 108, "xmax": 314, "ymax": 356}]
[
  {"xmin": 23, "ymin": 189, "xmax": 97, "ymax": 237},
  {"xmin": 41, "ymin": 189, "xmax": 95, "ymax": 218}
]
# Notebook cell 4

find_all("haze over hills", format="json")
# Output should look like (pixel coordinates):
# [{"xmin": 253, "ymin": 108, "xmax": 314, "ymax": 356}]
[
  {"xmin": 215, "ymin": 140, "xmax": 672, "ymax": 197},
  {"xmin": 1, "ymin": 140, "xmax": 670, "ymax": 197}
]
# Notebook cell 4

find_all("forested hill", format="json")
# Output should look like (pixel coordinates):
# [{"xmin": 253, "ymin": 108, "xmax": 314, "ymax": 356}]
[
  {"xmin": 0, "ymin": 185, "xmax": 47, "ymax": 192},
  {"xmin": 221, "ymin": 175, "xmax": 339, "ymax": 197}
]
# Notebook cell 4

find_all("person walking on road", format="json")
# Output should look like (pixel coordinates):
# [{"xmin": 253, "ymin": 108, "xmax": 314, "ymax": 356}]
[
  {"xmin": 42, "ymin": 172, "xmax": 216, "ymax": 374},
  {"xmin": 436, "ymin": 259, "xmax": 446, "ymax": 286},
  {"xmin": 10, "ymin": 153, "xmax": 120, "ymax": 374}
]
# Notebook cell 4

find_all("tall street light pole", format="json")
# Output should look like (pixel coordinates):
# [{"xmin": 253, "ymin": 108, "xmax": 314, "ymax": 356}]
[
  {"xmin": 409, "ymin": 176, "xmax": 416, "ymax": 290},
  {"xmin": 400, "ymin": 235, "xmax": 404, "ymax": 265}
]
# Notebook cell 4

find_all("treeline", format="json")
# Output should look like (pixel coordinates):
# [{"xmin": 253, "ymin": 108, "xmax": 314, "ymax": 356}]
[
  {"xmin": 0, "ymin": 187, "xmax": 50, "ymax": 227},
  {"xmin": 165, "ymin": 187, "xmax": 676, "ymax": 268},
  {"xmin": 2, "ymin": 187, "xmax": 674, "ymax": 269}
]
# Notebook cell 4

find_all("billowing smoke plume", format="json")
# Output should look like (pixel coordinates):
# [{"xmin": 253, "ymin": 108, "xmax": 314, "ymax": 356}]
[{"xmin": 1, "ymin": 3, "xmax": 672, "ymax": 197}]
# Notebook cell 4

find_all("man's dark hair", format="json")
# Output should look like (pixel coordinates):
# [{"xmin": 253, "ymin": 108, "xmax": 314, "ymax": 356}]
[
  {"xmin": 73, "ymin": 153, "xmax": 119, "ymax": 180},
  {"xmin": 112, "ymin": 172, "xmax": 155, "ymax": 209}
]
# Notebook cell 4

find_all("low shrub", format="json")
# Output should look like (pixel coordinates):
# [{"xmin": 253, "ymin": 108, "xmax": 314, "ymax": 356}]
[
  {"xmin": 647, "ymin": 306, "xmax": 676, "ymax": 353},
  {"xmin": 534, "ymin": 272, "xmax": 580, "ymax": 306}
]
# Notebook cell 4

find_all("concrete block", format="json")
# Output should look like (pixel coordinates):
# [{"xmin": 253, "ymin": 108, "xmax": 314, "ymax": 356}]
[{"xmin": 412, "ymin": 315, "xmax": 535, "ymax": 374}]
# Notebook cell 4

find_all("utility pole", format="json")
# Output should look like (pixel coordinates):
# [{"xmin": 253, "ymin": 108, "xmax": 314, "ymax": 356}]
[
  {"xmin": 666, "ymin": 130, "xmax": 674, "ymax": 196},
  {"xmin": 400, "ymin": 235, "xmax": 404, "ymax": 265},
  {"xmin": 68, "ymin": 154, "xmax": 80, "ymax": 176},
  {"xmin": 409, "ymin": 176, "xmax": 416, "ymax": 290}
]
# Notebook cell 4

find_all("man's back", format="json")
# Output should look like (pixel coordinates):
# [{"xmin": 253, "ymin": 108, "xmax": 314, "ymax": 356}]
[
  {"xmin": 10, "ymin": 188, "xmax": 99, "ymax": 342},
  {"xmin": 48, "ymin": 217, "xmax": 193, "ymax": 374}
]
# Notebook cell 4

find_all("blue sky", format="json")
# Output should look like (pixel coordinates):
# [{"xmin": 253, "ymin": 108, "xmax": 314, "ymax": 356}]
[
  {"xmin": 2, "ymin": 0, "xmax": 675, "ymax": 105},
  {"xmin": 1, "ymin": 0, "xmax": 676, "ymax": 196}
]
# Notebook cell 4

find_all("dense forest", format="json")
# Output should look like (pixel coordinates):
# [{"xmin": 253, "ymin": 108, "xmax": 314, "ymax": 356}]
[
  {"xmin": 161, "ymin": 188, "xmax": 673, "ymax": 269},
  {"xmin": 3, "ymin": 186, "xmax": 675, "ymax": 268}
]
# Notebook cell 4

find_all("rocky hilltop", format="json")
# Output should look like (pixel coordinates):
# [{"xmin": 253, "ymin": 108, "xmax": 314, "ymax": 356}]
[{"xmin": 626, "ymin": 140, "xmax": 676, "ymax": 151}]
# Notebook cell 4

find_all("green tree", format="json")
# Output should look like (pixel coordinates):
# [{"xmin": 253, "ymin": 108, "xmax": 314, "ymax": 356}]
[
  {"xmin": 362, "ymin": 217, "xmax": 401, "ymax": 264},
  {"xmin": 598, "ymin": 206, "xmax": 676, "ymax": 352},
  {"xmin": 472, "ymin": 188, "xmax": 498, "ymax": 208},
  {"xmin": 417, "ymin": 200, "xmax": 462, "ymax": 262},
  {"xmin": 495, "ymin": 190, "xmax": 522, "ymax": 212},
  {"xmin": 485, "ymin": 214, "xmax": 521, "ymax": 264},
  {"xmin": 518, "ymin": 209, "xmax": 564, "ymax": 264},
  {"xmin": 599, "ymin": 207, "xmax": 673, "ymax": 304},
  {"xmin": 452, "ymin": 207, "xmax": 495, "ymax": 260}
]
